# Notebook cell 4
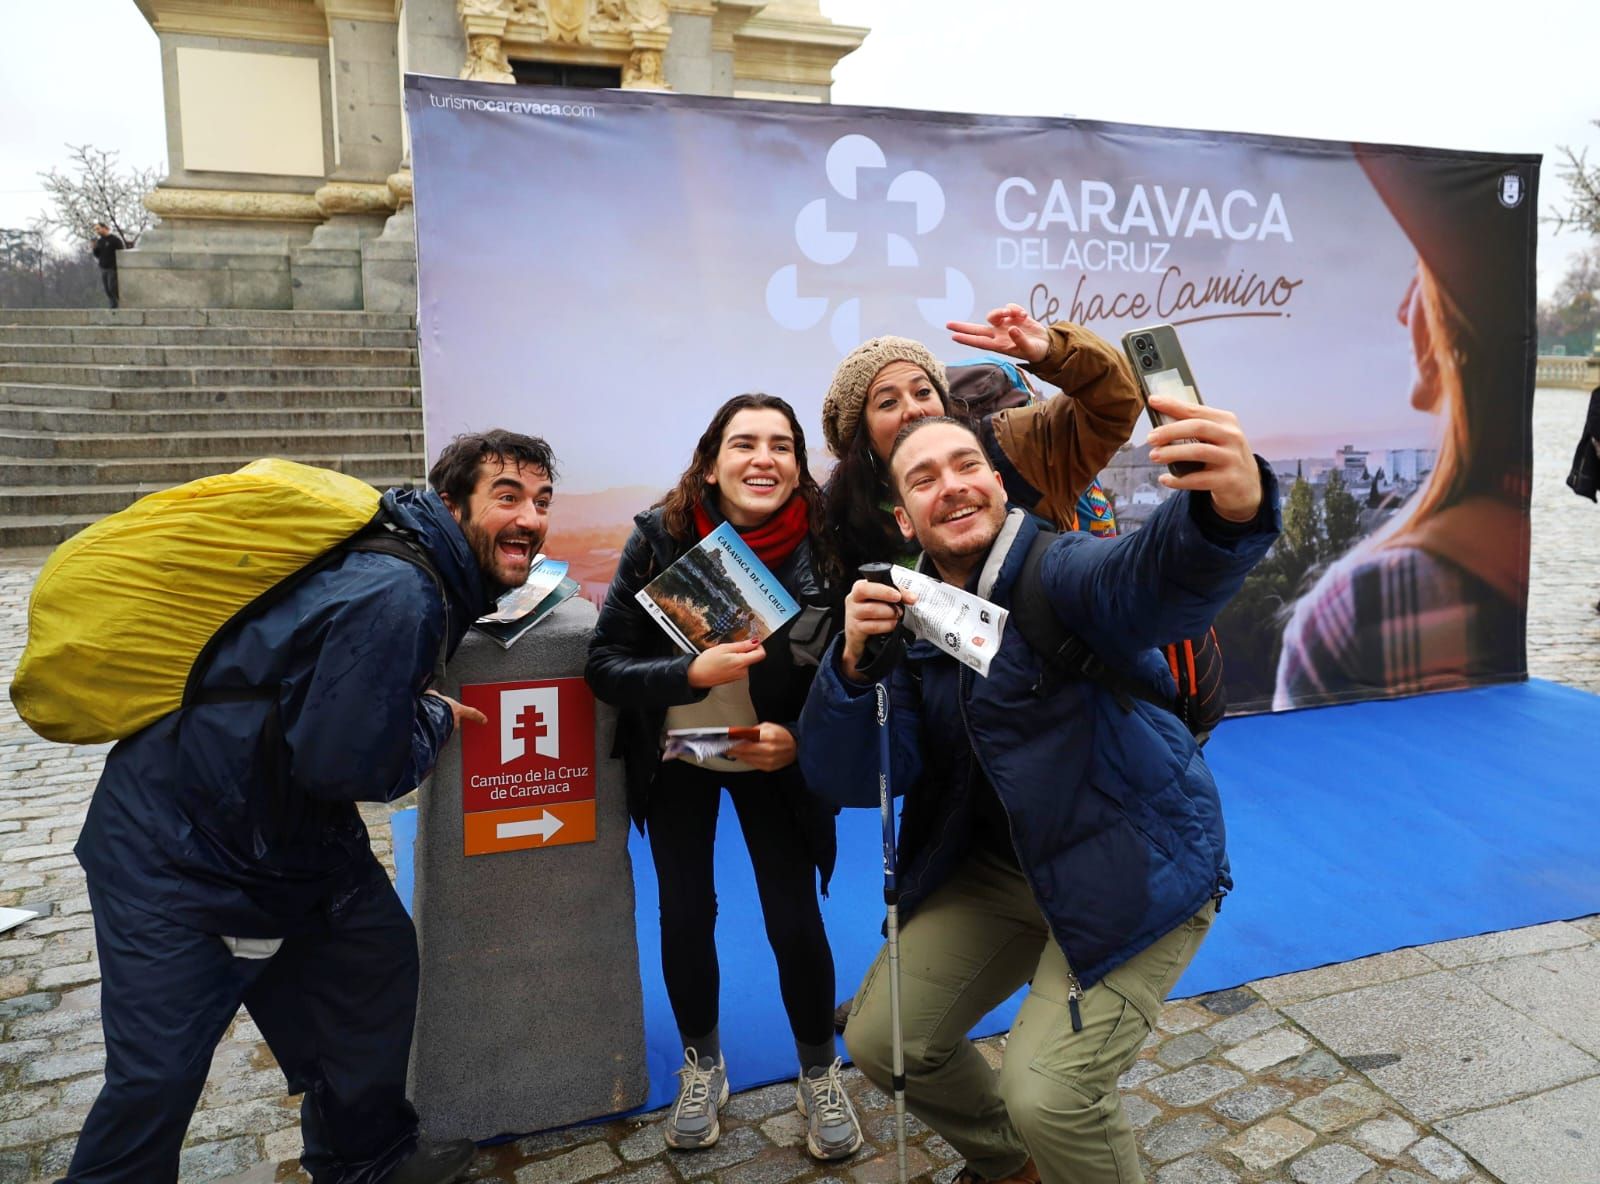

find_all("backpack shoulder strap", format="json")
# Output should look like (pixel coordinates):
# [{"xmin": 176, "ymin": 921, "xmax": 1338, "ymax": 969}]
[
  {"xmin": 345, "ymin": 526, "xmax": 441, "ymax": 588},
  {"xmin": 1009, "ymin": 529, "xmax": 1175, "ymax": 717},
  {"xmin": 345, "ymin": 522, "xmax": 453, "ymax": 677},
  {"xmin": 186, "ymin": 517, "xmax": 452, "ymax": 708},
  {"xmin": 1009, "ymin": 529, "xmax": 1080, "ymax": 674}
]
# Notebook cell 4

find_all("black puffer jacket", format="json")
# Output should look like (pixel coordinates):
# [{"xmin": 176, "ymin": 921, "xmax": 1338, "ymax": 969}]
[
  {"xmin": 585, "ymin": 503, "xmax": 838, "ymax": 889},
  {"xmin": 91, "ymin": 232, "xmax": 125, "ymax": 268},
  {"xmin": 1568, "ymin": 386, "xmax": 1600, "ymax": 502}
]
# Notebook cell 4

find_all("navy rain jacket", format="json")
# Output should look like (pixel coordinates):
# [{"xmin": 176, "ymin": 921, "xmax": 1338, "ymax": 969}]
[
  {"xmin": 74, "ymin": 488, "xmax": 491, "ymax": 937},
  {"xmin": 799, "ymin": 476, "xmax": 1280, "ymax": 989}
]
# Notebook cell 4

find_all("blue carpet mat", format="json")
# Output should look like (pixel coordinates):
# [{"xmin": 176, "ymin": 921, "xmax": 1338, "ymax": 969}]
[{"xmin": 392, "ymin": 678, "xmax": 1600, "ymax": 1115}]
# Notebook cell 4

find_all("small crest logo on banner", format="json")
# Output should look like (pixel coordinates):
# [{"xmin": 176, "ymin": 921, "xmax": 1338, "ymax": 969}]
[
  {"xmin": 766, "ymin": 133, "xmax": 974, "ymax": 353},
  {"xmin": 1498, "ymin": 172, "xmax": 1524, "ymax": 209}
]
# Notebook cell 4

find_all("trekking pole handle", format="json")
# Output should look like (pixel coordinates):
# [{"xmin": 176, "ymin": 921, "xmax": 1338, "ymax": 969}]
[
  {"xmin": 860, "ymin": 561, "xmax": 897, "ymax": 588},
  {"xmin": 856, "ymin": 564, "xmax": 909, "ymax": 684}
]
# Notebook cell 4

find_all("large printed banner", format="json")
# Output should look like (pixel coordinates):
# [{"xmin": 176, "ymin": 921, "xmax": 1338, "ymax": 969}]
[{"xmin": 407, "ymin": 75, "xmax": 1539, "ymax": 714}]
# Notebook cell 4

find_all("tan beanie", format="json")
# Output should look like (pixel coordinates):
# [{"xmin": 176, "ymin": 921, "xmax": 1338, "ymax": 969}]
[{"xmin": 821, "ymin": 336, "xmax": 949, "ymax": 458}]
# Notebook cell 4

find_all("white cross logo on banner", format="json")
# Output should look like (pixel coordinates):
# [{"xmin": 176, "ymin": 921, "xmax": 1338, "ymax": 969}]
[{"xmin": 766, "ymin": 133, "xmax": 974, "ymax": 353}]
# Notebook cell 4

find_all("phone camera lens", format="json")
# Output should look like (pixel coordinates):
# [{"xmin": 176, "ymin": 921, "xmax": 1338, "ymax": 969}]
[
  {"xmin": 1140, "ymin": 355, "xmax": 1155, "ymax": 370},
  {"xmin": 1134, "ymin": 336, "xmax": 1152, "ymax": 352}
]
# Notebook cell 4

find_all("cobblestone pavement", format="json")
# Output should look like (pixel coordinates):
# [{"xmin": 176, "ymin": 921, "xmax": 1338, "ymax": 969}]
[
  {"xmin": 1526, "ymin": 387, "xmax": 1600, "ymax": 695},
  {"xmin": 2, "ymin": 389, "xmax": 1597, "ymax": 1184}
]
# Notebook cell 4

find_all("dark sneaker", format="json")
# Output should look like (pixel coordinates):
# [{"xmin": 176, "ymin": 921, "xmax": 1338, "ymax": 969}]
[
  {"xmin": 664, "ymin": 1047, "xmax": 728, "ymax": 1150},
  {"xmin": 952, "ymin": 1157, "xmax": 1041, "ymax": 1184},
  {"xmin": 796, "ymin": 1057, "xmax": 863, "ymax": 1161},
  {"xmin": 386, "ymin": 1137, "xmax": 475, "ymax": 1184}
]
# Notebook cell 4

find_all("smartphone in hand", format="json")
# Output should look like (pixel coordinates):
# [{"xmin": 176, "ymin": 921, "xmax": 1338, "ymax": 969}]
[{"xmin": 1121, "ymin": 324, "xmax": 1204, "ymax": 478}]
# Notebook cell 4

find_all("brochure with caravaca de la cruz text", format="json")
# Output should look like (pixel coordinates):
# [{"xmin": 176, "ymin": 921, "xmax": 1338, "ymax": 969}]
[{"xmin": 635, "ymin": 521, "xmax": 800, "ymax": 655}]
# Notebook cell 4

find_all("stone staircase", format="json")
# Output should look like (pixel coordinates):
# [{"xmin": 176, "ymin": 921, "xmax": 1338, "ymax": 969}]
[{"xmin": 0, "ymin": 308, "xmax": 425, "ymax": 550}]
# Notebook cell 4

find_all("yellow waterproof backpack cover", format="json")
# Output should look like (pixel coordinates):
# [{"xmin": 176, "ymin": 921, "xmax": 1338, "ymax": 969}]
[{"xmin": 10, "ymin": 459, "xmax": 383, "ymax": 744}]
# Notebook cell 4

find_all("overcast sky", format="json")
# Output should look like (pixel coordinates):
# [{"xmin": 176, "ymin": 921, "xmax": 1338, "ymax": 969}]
[{"xmin": 2, "ymin": 0, "xmax": 1594, "ymax": 298}]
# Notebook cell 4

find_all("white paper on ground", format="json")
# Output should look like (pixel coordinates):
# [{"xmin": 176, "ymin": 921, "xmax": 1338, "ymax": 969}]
[
  {"xmin": 888, "ymin": 567, "xmax": 1008, "ymax": 677},
  {"xmin": 0, "ymin": 907, "xmax": 39, "ymax": 936}
]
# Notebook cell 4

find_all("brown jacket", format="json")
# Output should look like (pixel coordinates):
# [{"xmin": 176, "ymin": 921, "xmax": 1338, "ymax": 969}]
[{"xmin": 991, "ymin": 321, "xmax": 1143, "ymax": 527}]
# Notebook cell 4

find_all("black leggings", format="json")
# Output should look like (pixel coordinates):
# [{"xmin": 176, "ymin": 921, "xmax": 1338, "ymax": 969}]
[{"xmin": 645, "ymin": 759, "xmax": 835, "ymax": 1050}]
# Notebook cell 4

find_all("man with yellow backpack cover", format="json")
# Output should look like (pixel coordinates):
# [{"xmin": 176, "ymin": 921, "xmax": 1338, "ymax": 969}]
[{"xmin": 12, "ymin": 430, "xmax": 556, "ymax": 1184}]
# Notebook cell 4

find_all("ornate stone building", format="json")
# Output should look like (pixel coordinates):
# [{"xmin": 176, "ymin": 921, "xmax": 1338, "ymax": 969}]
[{"xmin": 123, "ymin": 0, "xmax": 868, "ymax": 310}]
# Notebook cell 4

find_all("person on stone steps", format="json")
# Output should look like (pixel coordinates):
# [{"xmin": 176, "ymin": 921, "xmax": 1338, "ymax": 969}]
[{"xmin": 90, "ymin": 222, "xmax": 125, "ymax": 309}]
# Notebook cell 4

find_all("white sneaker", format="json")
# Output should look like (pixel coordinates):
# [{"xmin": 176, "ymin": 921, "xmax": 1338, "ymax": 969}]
[
  {"xmin": 665, "ymin": 1047, "xmax": 728, "ymax": 1150},
  {"xmin": 796, "ymin": 1056, "xmax": 863, "ymax": 1161}
]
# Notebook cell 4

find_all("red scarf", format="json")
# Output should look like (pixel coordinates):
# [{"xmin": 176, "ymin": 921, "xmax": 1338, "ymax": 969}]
[{"xmin": 692, "ymin": 494, "xmax": 810, "ymax": 567}]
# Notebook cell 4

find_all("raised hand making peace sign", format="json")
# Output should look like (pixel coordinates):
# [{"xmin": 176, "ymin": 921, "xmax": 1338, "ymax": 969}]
[{"xmin": 946, "ymin": 303, "xmax": 1052, "ymax": 364}]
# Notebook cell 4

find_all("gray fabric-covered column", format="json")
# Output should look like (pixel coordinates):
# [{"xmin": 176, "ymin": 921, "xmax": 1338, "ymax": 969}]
[{"xmin": 408, "ymin": 596, "xmax": 647, "ymax": 1139}]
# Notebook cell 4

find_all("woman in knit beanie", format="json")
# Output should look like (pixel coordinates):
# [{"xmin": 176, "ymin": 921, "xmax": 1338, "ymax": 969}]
[{"xmin": 821, "ymin": 304, "xmax": 1144, "ymax": 581}]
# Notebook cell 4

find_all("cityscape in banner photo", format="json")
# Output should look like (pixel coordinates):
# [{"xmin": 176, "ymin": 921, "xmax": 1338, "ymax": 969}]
[{"xmin": 408, "ymin": 78, "xmax": 1537, "ymax": 714}]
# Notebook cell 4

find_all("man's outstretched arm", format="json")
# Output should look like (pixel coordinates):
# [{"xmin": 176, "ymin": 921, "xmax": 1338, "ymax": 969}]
[{"xmin": 1039, "ymin": 394, "xmax": 1282, "ymax": 655}]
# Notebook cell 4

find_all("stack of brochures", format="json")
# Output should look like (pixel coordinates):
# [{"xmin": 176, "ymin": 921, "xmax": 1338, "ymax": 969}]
[
  {"xmin": 663, "ymin": 725, "xmax": 761, "ymax": 762},
  {"xmin": 472, "ymin": 555, "xmax": 581, "ymax": 649}
]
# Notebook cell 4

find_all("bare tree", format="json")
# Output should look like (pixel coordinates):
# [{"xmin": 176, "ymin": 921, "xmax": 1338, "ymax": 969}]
[
  {"xmin": 1550, "ymin": 245, "xmax": 1600, "ymax": 307},
  {"xmin": 1537, "ymin": 245, "xmax": 1600, "ymax": 355},
  {"xmin": 0, "ymin": 228, "xmax": 46, "ymax": 276},
  {"xmin": 0, "ymin": 230, "xmax": 100, "ymax": 308},
  {"xmin": 1548, "ymin": 119, "xmax": 1600, "ymax": 237},
  {"xmin": 35, "ymin": 143, "xmax": 161, "ymax": 249},
  {"xmin": 1536, "ymin": 246, "xmax": 1600, "ymax": 353}
]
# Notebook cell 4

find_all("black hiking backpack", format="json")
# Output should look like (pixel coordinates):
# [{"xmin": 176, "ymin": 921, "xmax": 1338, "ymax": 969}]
[
  {"xmin": 946, "ymin": 357, "xmax": 1039, "ymax": 420},
  {"xmin": 1008, "ymin": 530, "xmax": 1226, "ymax": 744}
]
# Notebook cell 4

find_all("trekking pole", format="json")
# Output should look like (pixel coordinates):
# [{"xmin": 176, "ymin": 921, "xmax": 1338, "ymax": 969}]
[{"xmin": 874, "ymin": 681, "xmax": 910, "ymax": 1184}]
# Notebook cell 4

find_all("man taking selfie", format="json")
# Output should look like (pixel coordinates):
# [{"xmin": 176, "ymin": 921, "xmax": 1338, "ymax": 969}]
[{"xmin": 799, "ymin": 394, "xmax": 1279, "ymax": 1184}]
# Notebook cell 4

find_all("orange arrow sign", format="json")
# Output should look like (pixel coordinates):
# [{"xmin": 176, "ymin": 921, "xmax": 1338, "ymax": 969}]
[{"xmin": 463, "ymin": 800, "xmax": 597, "ymax": 857}]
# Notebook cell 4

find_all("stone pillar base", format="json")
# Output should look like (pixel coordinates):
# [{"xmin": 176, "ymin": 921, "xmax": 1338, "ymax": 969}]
[
  {"xmin": 121, "ymin": 223, "xmax": 317, "ymax": 310},
  {"xmin": 411, "ymin": 597, "xmax": 649, "ymax": 1139},
  {"xmin": 362, "ymin": 205, "xmax": 418, "ymax": 314},
  {"xmin": 291, "ymin": 214, "xmax": 389, "ymax": 310}
]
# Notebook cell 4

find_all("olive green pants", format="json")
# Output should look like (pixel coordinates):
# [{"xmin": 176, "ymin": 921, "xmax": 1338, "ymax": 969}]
[{"xmin": 844, "ymin": 849, "xmax": 1214, "ymax": 1184}]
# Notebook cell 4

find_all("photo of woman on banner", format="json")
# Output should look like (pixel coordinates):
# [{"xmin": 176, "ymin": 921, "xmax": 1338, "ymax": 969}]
[
  {"xmin": 821, "ymin": 306, "xmax": 1143, "ymax": 580},
  {"xmin": 583, "ymin": 395, "xmax": 864, "ymax": 1162},
  {"xmin": 1275, "ymin": 153, "xmax": 1536, "ymax": 707}
]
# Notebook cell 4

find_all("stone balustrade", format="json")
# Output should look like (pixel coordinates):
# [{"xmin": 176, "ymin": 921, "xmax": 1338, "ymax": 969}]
[{"xmin": 1535, "ymin": 355, "xmax": 1600, "ymax": 389}]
